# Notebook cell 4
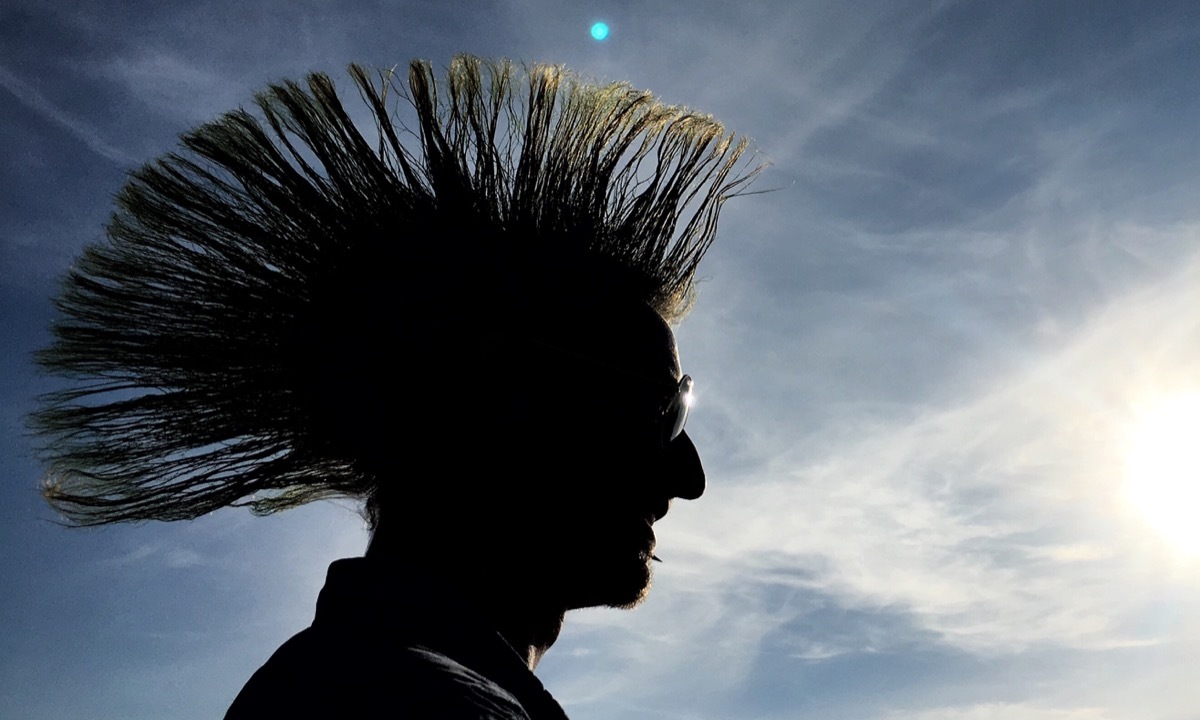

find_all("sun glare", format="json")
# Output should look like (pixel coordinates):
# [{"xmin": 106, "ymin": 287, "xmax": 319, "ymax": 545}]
[{"xmin": 1126, "ymin": 392, "xmax": 1200, "ymax": 555}]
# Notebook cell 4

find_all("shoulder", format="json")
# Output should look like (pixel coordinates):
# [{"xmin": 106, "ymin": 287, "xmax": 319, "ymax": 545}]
[
  {"xmin": 224, "ymin": 627, "xmax": 531, "ymax": 719},
  {"xmin": 400, "ymin": 645, "xmax": 533, "ymax": 718}
]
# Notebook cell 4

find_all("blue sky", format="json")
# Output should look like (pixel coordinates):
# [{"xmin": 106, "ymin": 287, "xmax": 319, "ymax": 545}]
[{"xmin": 4, "ymin": 1, "xmax": 1200, "ymax": 718}]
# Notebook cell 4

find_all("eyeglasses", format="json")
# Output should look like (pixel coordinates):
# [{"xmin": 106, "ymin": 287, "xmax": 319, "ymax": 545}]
[
  {"xmin": 590, "ymin": 371, "xmax": 695, "ymax": 450},
  {"xmin": 526, "ymin": 338, "xmax": 695, "ymax": 448},
  {"xmin": 659, "ymin": 374, "xmax": 694, "ymax": 446}
]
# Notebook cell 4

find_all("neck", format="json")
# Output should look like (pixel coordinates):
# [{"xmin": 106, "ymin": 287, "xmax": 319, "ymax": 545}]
[
  {"xmin": 493, "ymin": 604, "xmax": 566, "ymax": 670},
  {"xmin": 366, "ymin": 530, "xmax": 565, "ymax": 670}
]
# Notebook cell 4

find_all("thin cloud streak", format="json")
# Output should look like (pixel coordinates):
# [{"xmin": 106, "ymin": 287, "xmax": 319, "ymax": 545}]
[
  {"xmin": 0, "ymin": 63, "xmax": 135, "ymax": 166},
  {"xmin": 882, "ymin": 705, "xmax": 1111, "ymax": 720},
  {"xmin": 95, "ymin": 50, "xmax": 253, "ymax": 124}
]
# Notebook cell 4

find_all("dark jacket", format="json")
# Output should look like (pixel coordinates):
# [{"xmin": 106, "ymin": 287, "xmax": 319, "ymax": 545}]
[{"xmin": 225, "ymin": 558, "xmax": 570, "ymax": 719}]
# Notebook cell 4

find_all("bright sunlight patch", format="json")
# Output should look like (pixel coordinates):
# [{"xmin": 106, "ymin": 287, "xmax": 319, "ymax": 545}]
[{"xmin": 1126, "ymin": 392, "xmax": 1200, "ymax": 555}]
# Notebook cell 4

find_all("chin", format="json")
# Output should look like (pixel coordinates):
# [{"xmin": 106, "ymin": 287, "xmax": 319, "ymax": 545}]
[
  {"xmin": 565, "ymin": 553, "xmax": 654, "ymax": 611},
  {"xmin": 609, "ymin": 580, "xmax": 651, "ymax": 610}
]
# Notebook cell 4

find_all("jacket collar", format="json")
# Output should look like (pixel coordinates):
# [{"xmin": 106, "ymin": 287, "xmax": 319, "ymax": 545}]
[{"xmin": 314, "ymin": 557, "xmax": 569, "ymax": 719}]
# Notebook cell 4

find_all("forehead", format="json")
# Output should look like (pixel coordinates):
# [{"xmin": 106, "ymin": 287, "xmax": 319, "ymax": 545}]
[{"xmin": 544, "ymin": 298, "xmax": 681, "ymax": 384}]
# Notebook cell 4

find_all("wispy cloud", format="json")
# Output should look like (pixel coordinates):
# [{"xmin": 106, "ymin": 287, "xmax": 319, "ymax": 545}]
[
  {"xmin": 882, "ymin": 704, "xmax": 1111, "ymax": 720},
  {"xmin": 0, "ymin": 63, "xmax": 135, "ymax": 166},
  {"xmin": 680, "ymin": 238, "xmax": 1200, "ymax": 648},
  {"xmin": 96, "ymin": 50, "xmax": 248, "ymax": 124}
]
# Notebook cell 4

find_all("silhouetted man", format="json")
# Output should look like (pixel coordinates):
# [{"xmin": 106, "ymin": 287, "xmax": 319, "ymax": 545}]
[{"xmin": 32, "ymin": 56, "xmax": 757, "ymax": 718}]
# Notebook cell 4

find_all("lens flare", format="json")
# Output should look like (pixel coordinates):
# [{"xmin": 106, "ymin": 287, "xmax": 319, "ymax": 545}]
[
  {"xmin": 591, "ymin": 22, "xmax": 610, "ymax": 41},
  {"xmin": 1125, "ymin": 392, "xmax": 1200, "ymax": 555}
]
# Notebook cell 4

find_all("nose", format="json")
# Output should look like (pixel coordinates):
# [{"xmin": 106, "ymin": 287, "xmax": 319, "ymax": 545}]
[{"xmin": 665, "ymin": 431, "xmax": 705, "ymax": 500}]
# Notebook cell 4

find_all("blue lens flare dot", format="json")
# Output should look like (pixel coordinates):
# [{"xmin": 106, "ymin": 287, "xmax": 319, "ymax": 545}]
[{"xmin": 591, "ymin": 22, "xmax": 610, "ymax": 41}]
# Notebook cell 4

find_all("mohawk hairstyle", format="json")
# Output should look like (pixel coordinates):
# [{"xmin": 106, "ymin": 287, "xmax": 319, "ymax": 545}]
[{"xmin": 30, "ymin": 55, "xmax": 760, "ymax": 526}]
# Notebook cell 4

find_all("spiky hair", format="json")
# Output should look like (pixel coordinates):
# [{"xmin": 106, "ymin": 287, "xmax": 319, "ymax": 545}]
[{"xmin": 30, "ymin": 55, "xmax": 759, "ymax": 526}]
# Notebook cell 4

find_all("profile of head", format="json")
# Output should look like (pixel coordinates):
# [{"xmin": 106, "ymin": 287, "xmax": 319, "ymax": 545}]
[{"xmin": 31, "ymin": 55, "xmax": 758, "ymax": 612}]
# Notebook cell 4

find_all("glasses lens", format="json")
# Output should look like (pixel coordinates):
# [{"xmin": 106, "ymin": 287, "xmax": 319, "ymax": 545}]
[{"xmin": 662, "ymin": 375, "xmax": 693, "ymax": 444}]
